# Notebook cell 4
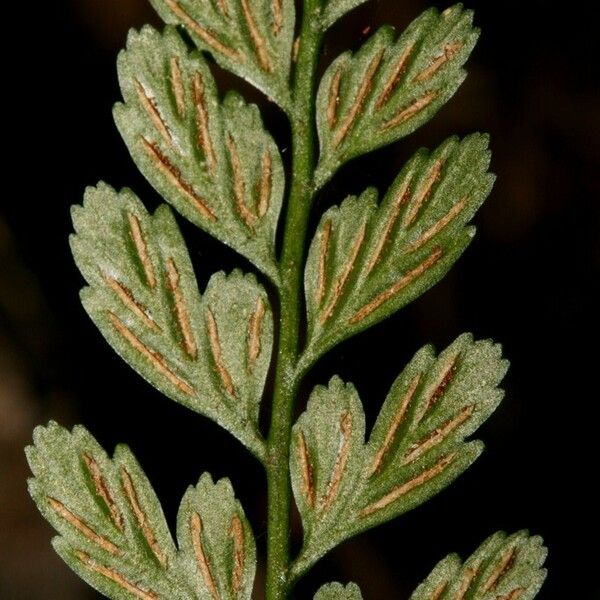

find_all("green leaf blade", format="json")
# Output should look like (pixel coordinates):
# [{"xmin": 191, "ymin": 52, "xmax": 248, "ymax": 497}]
[
  {"xmin": 148, "ymin": 0, "xmax": 294, "ymax": 110},
  {"xmin": 27, "ymin": 423, "xmax": 257, "ymax": 600},
  {"xmin": 177, "ymin": 474, "xmax": 257, "ymax": 600},
  {"xmin": 290, "ymin": 377, "xmax": 366, "ymax": 540},
  {"xmin": 71, "ymin": 184, "xmax": 271, "ymax": 459},
  {"xmin": 27, "ymin": 422, "xmax": 187, "ymax": 600},
  {"xmin": 365, "ymin": 334, "xmax": 506, "ymax": 483},
  {"xmin": 314, "ymin": 581, "xmax": 363, "ymax": 600},
  {"xmin": 410, "ymin": 531, "xmax": 548, "ymax": 600},
  {"xmin": 114, "ymin": 26, "xmax": 284, "ymax": 282},
  {"xmin": 290, "ymin": 334, "xmax": 507, "ymax": 578},
  {"xmin": 315, "ymin": 5, "xmax": 479, "ymax": 187},
  {"xmin": 303, "ymin": 134, "xmax": 494, "ymax": 369}
]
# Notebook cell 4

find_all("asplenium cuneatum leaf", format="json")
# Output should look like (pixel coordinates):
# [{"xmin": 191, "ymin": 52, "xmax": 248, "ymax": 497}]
[
  {"xmin": 148, "ymin": 0, "xmax": 294, "ymax": 110},
  {"xmin": 315, "ymin": 5, "xmax": 478, "ymax": 187},
  {"xmin": 290, "ymin": 334, "xmax": 507, "ymax": 577},
  {"xmin": 177, "ymin": 474, "xmax": 256, "ymax": 600},
  {"xmin": 311, "ymin": 530, "xmax": 547, "ymax": 600},
  {"xmin": 303, "ymin": 134, "xmax": 493, "ymax": 368},
  {"xmin": 71, "ymin": 184, "xmax": 272, "ymax": 459},
  {"xmin": 27, "ymin": 422, "xmax": 256, "ymax": 600},
  {"xmin": 115, "ymin": 26, "xmax": 285, "ymax": 283},
  {"xmin": 26, "ymin": 0, "xmax": 548, "ymax": 596},
  {"xmin": 410, "ymin": 531, "xmax": 547, "ymax": 600},
  {"xmin": 314, "ymin": 582, "xmax": 363, "ymax": 600}
]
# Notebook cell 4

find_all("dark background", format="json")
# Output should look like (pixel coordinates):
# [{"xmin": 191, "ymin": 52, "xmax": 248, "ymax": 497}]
[{"xmin": 1, "ymin": 0, "xmax": 598, "ymax": 598}]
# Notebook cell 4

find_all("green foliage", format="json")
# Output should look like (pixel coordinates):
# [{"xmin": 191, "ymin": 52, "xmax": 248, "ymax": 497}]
[
  {"xmin": 315, "ymin": 5, "xmax": 479, "ymax": 187},
  {"xmin": 148, "ymin": 0, "xmax": 295, "ymax": 110},
  {"xmin": 303, "ymin": 134, "xmax": 494, "ymax": 367},
  {"xmin": 27, "ymin": 1, "xmax": 548, "ymax": 599},
  {"xmin": 314, "ymin": 531, "xmax": 547, "ymax": 600},
  {"xmin": 290, "ymin": 334, "xmax": 507, "ymax": 577},
  {"xmin": 115, "ymin": 26, "xmax": 284, "ymax": 282},
  {"xmin": 27, "ymin": 422, "xmax": 256, "ymax": 600},
  {"xmin": 71, "ymin": 184, "xmax": 271, "ymax": 459},
  {"xmin": 410, "ymin": 531, "xmax": 547, "ymax": 600}
]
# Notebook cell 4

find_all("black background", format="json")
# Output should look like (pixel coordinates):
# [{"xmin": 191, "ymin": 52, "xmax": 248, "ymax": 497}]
[{"xmin": 1, "ymin": 0, "xmax": 598, "ymax": 598}]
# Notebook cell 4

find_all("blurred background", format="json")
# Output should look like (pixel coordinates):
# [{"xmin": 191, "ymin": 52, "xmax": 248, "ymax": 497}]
[{"xmin": 1, "ymin": 0, "xmax": 598, "ymax": 598}]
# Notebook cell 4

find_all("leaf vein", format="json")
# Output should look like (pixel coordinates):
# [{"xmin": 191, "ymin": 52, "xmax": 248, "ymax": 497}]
[
  {"xmin": 191, "ymin": 512, "xmax": 221, "ymax": 600},
  {"xmin": 82, "ymin": 453, "xmax": 125, "ymax": 531},
  {"xmin": 165, "ymin": 258, "xmax": 198, "ymax": 359},
  {"xmin": 320, "ymin": 411, "xmax": 353, "ymax": 512},
  {"xmin": 206, "ymin": 308, "xmax": 237, "ymax": 398},
  {"xmin": 374, "ymin": 43, "xmax": 415, "ymax": 110},
  {"xmin": 333, "ymin": 49, "xmax": 385, "ymax": 147},
  {"xmin": 127, "ymin": 213, "xmax": 157, "ymax": 288},
  {"xmin": 107, "ymin": 311, "xmax": 195, "ymax": 395},
  {"xmin": 359, "ymin": 452, "xmax": 456, "ymax": 517},
  {"xmin": 103, "ymin": 275, "xmax": 159, "ymax": 331},
  {"xmin": 320, "ymin": 223, "xmax": 367, "ymax": 322},
  {"xmin": 240, "ymin": 0, "xmax": 272, "ymax": 72},
  {"xmin": 48, "ymin": 497, "xmax": 121, "ymax": 556},
  {"xmin": 75, "ymin": 551, "xmax": 159, "ymax": 600},
  {"xmin": 134, "ymin": 80, "xmax": 174, "ymax": 149},
  {"xmin": 192, "ymin": 72, "xmax": 217, "ymax": 176},
  {"xmin": 141, "ymin": 138, "xmax": 217, "ymax": 222},
  {"xmin": 120, "ymin": 467, "xmax": 168, "ymax": 567},
  {"xmin": 368, "ymin": 374, "xmax": 421, "ymax": 476},
  {"xmin": 349, "ymin": 246, "xmax": 443, "ymax": 324},
  {"xmin": 381, "ymin": 90, "xmax": 437, "ymax": 130},
  {"xmin": 164, "ymin": 0, "xmax": 244, "ymax": 62}
]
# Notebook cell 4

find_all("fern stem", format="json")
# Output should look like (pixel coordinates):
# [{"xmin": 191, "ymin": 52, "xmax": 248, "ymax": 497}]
[{"xmin": 265, "ymin": 3, "xmax": 323, "ymax": 598}]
